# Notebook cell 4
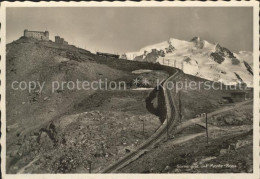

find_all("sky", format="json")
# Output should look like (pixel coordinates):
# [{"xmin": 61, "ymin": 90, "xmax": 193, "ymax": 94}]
[{"xmin": 6, "ymin": 7, "xmax": 253, "ymax": 54}]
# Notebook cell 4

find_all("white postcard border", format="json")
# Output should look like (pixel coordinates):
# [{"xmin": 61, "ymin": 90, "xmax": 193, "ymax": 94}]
[{"xmin": 0, "ymin": 1, "xmax": 259, "ymax": 179}]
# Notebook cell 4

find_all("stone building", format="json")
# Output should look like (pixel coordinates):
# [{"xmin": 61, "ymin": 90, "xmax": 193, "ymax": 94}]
[
  {"xmin": 24, "ymin": 29, "xmax": 49, "ymax": 40},
  {"xmin": 55, "ymin": 36, "xmax": 68, "ymax": 45}
]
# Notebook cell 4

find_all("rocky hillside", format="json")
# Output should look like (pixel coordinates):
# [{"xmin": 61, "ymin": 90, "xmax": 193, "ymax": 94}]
[
  {"xmin": 6, "ymin": 37, "xmax": 253, "ymax": 174},
  {"xmin": 125, "ymin": 37, "xmax": 253, "ymax": 87},
  {"xmin": 6, "ymin": 37, "xmax": 177, "ymax": 173}
]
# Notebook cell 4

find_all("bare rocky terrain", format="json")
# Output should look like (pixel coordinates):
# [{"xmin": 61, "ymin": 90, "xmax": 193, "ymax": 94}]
[
  {"xmin": 119, "ymin": 103, "xmax": 253, "ymax": 173},
  {"xmin": 6, "ymin": 37, "xmax": 253, "ymax": 173},
  {"xmin": 6, "ymin": 37, "xmax": 173, "ymax": 173}
]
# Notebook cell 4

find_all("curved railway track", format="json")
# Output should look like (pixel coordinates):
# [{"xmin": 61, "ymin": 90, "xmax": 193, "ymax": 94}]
[
  {"xmin": 101, "ymin": 69, "xmax": 181, "ymax": 173},
  {"xmin": 100, "ymin": 67, "xmax": 253, "ymax": 173}
]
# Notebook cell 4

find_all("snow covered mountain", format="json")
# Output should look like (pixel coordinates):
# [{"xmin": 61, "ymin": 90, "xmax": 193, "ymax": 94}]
[{"xmin": 125, "ymin": 37, "xmax": 253, "ymax": 87}]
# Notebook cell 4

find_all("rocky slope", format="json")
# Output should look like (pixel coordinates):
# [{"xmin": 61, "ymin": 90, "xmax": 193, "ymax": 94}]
[
  {"xmin": 6, "ymin": 37, "xmax": 253, "ymax": 174},
  {"xmin": 6, "ymin": 37, "xmax": 176, "ymax": 173},
  {"xmin": 125, "ymin": 37, "xmax": 253, "ymax": 87}
]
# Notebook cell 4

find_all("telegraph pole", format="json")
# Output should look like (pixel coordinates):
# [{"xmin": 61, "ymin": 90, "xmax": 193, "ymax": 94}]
[
  {"xmin": 142, "ymin": 119, "xmax": 145, "ymax": 138},
  {"xmin": 166, "ymin": 116, "xmax": 169, "ymax": 141},
  {"xmin": 87, "ymin": 160, "xmax": 92, "ymax": 173},
  {"xmin": 179, "ymin": 91, "xmax": 182, "ymax": 122},
  {"xmin": 205, "ymin": 113, "xmax": 208, "ymax": 145}
]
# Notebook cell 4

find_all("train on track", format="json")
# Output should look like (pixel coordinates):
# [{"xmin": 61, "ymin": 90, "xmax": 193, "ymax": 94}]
[{"xmin": 96, "ymin": 52, "xmax": 120, "ymax": 59}]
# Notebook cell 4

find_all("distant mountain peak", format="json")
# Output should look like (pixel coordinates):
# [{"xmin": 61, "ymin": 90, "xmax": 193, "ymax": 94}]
[
  {"xmin": 125, "ymin": 37, "xmax": 253, "ymax": 87},
  {"xmin": 190, "ymin": 36, "xmax": 201, "ymax": 42}
]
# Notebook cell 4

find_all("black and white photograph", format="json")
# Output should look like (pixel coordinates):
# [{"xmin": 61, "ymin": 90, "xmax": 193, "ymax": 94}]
[{"xmin": 0, "ymin": 1, "xmax": 259, "ymax": 179}]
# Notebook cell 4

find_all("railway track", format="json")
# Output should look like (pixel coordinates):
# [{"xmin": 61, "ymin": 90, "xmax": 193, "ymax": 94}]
[
  {"xmin": 101, "ymin": 69, "xmax": 181, "ymax": 173},
  {"xmin": 100, "ymin": 68, "xmax": 253, "ymax": 173}
]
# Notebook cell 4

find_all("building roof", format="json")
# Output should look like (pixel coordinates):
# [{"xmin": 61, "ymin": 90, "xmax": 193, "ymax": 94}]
[{"xmin": 25, "ymin": 30, "xmax": 48, "ymax": 33}]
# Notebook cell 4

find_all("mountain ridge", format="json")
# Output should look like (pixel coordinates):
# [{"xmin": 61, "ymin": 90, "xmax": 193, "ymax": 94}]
[{"xmin": 125, "ymin": 37, "xmax": 253, "ymax": 87}]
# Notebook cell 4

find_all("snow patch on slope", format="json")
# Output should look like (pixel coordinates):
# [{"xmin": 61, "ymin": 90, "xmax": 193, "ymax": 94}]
[{"xmin": 126, "ymin": 37, "xmax": 253, "ymax": 87}]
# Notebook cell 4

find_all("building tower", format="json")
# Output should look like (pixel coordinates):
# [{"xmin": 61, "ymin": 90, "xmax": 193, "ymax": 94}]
[
  {"xmin": 24, "ymin": 29, "xmax": 28, "ymax": 37},
  {"xmin": 44, "ymin": 31, "xmax": 49, "ymax": 40}
]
